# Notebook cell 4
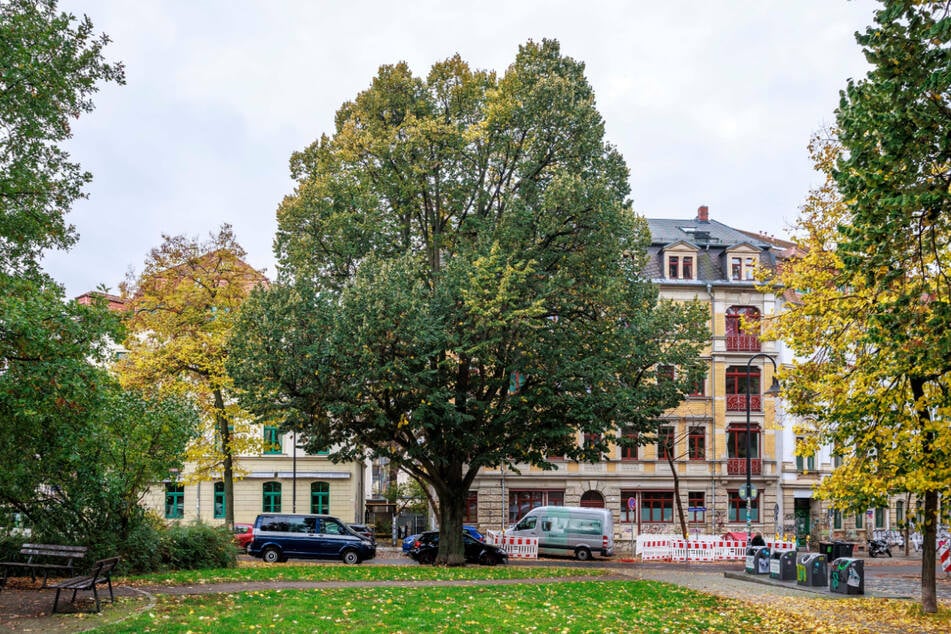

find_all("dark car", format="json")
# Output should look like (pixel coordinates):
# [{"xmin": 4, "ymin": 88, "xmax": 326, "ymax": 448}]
[
  {"xmin": 248, "ymin": 513, "xmax": 376, "ymax": 564},
  {"xmin": 233, "ymin": 522, "xmax": 254, "ymax": 551},
  {"xmin": 402, "ymin": 524, "xmax": 483, "ymax": 554},
  {"xmin": 408, "ymin": 530, "xmax": 508, "ymax": 566},
  {"xmin": 347, "ymin": 523, "xmax": 376, "ymax": 545}
]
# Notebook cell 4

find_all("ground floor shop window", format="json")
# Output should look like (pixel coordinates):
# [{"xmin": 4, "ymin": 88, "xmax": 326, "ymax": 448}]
[
  {"xmin": 165, "ymin": 483, "xmax": 184, "ymax": 519},
  {"xmin": 727, "ymin": 490, "xmax": 758, "ymax": 522},
  {"xmin": 214, "ymin": 481, "xmax": 225, "ymax": 519},
  {"xmin": 508, "ymin": 490, "xmax": 564, "ymax": 523},
  {"xmin": 263, "ymin": 481, "xmax": 282, "ymax": 513},
  {"xmin": 311, "ymin": 482, "xmax": 329, "ymax": 514},
  {"xmin": 640, "ymin": 491, "xmax": 674, "ymax": 523},
  {"xmin": 464, "ymin": 491, "xmax": 478, "ymax": 524},
  {"xmin": 687, "ymin": 492, "xmax": 705, "ymax": 523}
]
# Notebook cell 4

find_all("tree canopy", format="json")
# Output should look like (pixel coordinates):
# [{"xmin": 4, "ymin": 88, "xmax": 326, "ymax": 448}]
[
  {"xmin": 770, "ymin": 0, "xmax": 951, "ymax": 613},
  {"xmin": 230, "ymin": 40, "xmax": 708, "ymax": 564},
  {"xmin": 0, "ymin": 0, "xmax": 124, "ymax": 274},
  {"xmin": 118, "ymin": 225, "xmax": 267, "ymax": 528}
]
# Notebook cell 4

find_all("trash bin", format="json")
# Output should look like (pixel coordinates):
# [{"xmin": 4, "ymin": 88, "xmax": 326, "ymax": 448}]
[
  {"xmin": 770, "ymin": 549, "xmax": 798, "ymax": 581},
  {"xmin": 819, "ymin": 541, "xmax": 854, "ymax": 560},
  {"xmin": 829, "ymin": 557, "xmax": 864, "ymax": 595},
  {"xmin": 796, "ymin": 552, "xmax": 827, "ymax": 586},
  {"xmin": 745, "ymin": 546, "xmax": 770, "ymax": 574}
]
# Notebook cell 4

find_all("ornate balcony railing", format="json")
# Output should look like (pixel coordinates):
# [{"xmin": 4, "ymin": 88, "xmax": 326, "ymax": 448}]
[
  {"xmin": 726, "ymin": 394, "xmax": 761, "ymax": 411},
  {"xmin": 727, "ymin": 458, "xmax": 762, "ymax": 475},
  {"xmin": 726, "ymin": 334, "xmax": 761, "ymax": 351}
]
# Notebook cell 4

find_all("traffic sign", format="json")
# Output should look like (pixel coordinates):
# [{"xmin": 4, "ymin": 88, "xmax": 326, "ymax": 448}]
[{"xmin": 627, "ymin": 496, "xmax": 636, "ymax": 511}]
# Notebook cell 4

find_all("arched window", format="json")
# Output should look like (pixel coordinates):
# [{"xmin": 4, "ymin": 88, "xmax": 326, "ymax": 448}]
[
  {"xmin": 311, "ymin": 482, "xmax": 329, "ymax": 514},
  {"xmin": 580, "ymin": 490, "xmax": 605, "ymax": 508},
  {"xmin": 725, "ymin": 306, "xmax": 761, "ymax": 351},
  {"xmin": 263, "ymin": 481, "xmax": 281, "ymax": 513}
]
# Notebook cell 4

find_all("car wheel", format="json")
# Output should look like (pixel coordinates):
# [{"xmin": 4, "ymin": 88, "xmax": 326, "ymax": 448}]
[
  {"xmin": 262, "ymin": 546, "xmax": 282, "ymax": 564},
  {"xmin": 418, "ymin": 550, "xmax": 436, "ymax": 565},
  {"xmin": 341, "ymin": 549, "xmax": 360, "ymax": 565},
  {"xmin": 575, "ymin": 547, "xmax": 592, "ymax": 561},
  {"xmin": 479, "ymin": 552, "xmax": 499, "ymax": 566}
]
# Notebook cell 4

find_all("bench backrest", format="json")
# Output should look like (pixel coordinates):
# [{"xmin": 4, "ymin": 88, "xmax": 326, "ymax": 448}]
[
  {"xmin": 20, "ymin": 544, "xmax": 88, "ymax": 562},
  {"xmin": 90, "ymin": 556, "xmax": 120, "ymax": 579}
]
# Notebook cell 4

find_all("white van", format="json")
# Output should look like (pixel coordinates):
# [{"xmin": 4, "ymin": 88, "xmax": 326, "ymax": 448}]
[{"xmin": 506, "ymin": 506, "xmax": 614, "ymax": 560}]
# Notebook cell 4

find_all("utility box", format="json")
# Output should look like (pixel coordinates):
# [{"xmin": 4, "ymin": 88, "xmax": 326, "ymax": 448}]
[
  {"xmin": 796, "ymin": 552, "xmax": 827, "ymax": 587},
  {"xmin": 830, "ymin": 557, "xmax": 864, "ymax": 595},
  {"xmin": 745, "ymin": 546, "xmax": 770, "ymax": 574},
  {"xmin": 770, "ymin": 549, "xmax": 797, "ymax": 581}
]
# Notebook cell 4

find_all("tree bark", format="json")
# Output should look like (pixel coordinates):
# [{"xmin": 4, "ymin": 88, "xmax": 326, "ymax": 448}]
[
  {"xmin": 666, "ymin": 452, "xmax": 688, "ymax": 539},
  {"xmin": 214, "ymin": 388, "xmax": 234, "ymax": 530}
]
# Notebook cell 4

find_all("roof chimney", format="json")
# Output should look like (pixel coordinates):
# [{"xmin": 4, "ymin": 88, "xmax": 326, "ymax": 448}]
[{"xmin": 697, "ymin": 205, "xmax": 709, "ymax": 222}]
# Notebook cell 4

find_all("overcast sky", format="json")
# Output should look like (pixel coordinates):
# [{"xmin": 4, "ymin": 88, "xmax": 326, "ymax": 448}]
[{"xmin": 46, "ymin": 0, "xmax": 877, "ymax": 297}]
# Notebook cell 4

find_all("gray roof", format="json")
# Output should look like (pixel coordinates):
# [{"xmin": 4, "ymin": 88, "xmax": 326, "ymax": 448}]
[
  {"xmin": 643, "ymin": 217, "xmax": 777, "ymax": 283},
  {"xmin": 646, "ymin": 218, "xmax": 771, "ymax": 249}
]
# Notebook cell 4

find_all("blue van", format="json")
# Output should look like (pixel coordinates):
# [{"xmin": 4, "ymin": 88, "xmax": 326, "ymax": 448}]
[{"xmin": 248, "ymin": 513, "xmax": 377, "ymax": 564}]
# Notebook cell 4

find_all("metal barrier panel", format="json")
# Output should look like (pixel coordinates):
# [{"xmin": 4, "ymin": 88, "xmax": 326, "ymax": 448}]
[{"xmin": 485, "ymin": 531, "xmax": 538, "ymax": 559}]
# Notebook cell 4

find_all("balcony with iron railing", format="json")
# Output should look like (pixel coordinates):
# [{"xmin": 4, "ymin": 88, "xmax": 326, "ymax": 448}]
[
  {"xmin": 725, "ymin": 333, "xmax": 761, "ymax": 352},
  {"xmin": 726, "ymin": 394, "xmax": 761, "ymax": 411},
  {"xmin": 727, "ymin": 457, "xmax": 762, "ymax": 475}
]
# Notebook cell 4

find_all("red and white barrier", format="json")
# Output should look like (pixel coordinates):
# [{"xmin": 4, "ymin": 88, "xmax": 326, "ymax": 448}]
[
  {"xmin": 485, "ymin": 531, "xmax": 539, "ymax": 559},
  {"xmin": 938, "ymin": 539, "xmax": 951, "ymax": 574},
  {"xmin": 634, "ymin": 535, "xmax": 796, "ymax": 562}
]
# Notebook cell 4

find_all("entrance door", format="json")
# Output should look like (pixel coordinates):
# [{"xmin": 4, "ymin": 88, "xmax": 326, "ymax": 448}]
[{"xmin": 794, "ymin": 498, "xmax": 811, "ymax": 547}]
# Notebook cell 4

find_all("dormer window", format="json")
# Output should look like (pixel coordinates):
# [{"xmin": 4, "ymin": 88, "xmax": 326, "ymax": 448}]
[
  {"xmin": 666, "ymin": 254, "xmax": 695, "ymax": 280},
  {"xmin": 725, "ymin": 244, "xmax": 761, "ymax": 281}
]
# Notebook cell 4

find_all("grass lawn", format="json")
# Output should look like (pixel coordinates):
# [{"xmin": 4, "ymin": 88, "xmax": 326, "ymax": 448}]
[
  {"xmin": 94, "ymin": 580, "xmax": 790, "ymax": 633},
  {"xmin": 122, "ymin": 562, "xmax": 606, "ymax": 586}
]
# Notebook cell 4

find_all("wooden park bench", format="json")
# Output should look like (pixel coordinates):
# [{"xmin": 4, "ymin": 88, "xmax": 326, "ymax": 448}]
[
  {"xmin": 50, "ymin": 556, "xmax": 119, "ymax": 613},
  {"xmin": 0, "ymin": 543, "xmax": 88, "ymax": 588}
]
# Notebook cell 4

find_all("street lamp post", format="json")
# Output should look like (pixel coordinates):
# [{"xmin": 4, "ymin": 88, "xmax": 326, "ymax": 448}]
[{"xmin": 745, "ymin": 353, "xmax": 779, "ymax": 543}]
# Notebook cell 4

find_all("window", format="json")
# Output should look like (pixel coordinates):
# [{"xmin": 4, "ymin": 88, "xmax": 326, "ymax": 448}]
[
  {"xmin": 731, "ymin": 256, "xmax": 743, "ymax": 280},
  {"xmin": 620, "ymin": 491, "xmax": 637, "ymax": 523},
  {"xmin": 656, "ymin": 426, "xmax": 675, "ymax": 460},
  {"xmin": 833, "ymin": 510, "xmax": 842, "ymax": 529},
  {"xmin": 833, "ymin": 453, "xmax": 844, "ymax": 468},
  {"xmin": 464, "ymin": 491, "xmax": 478, "ymax": 524},
  {"xmin": 730, "ymin": 255, "xmax": 757, "ymax": 280},
  {"xmin": 688, "ymin": 492, "xmax": 705, "ymax": 523},
  {"xmin": 896, "ymin": 501, "xmax": 904, "ymax": 525},
  {"xmin": 726, "ymin": 425, "xmax": 760, "ymax": 459},
  {"xmin": 620, "ymin": 428, "xmax": 638, "ymax": 460},
  {"xmin": 725, "ymin": 306, "xmax": 760, "ymax": 352},
  {"xmin": 875, "ymin": 508, "xmax": 885, "ymax": 529},
  {"xmin": 728, "ymin": 490, "xmax": 759, "ymax": 522},
  {"xmin": 165, "ymin": 483, "xmax": 184, "ymax": 519},
  {"xmin": 656, "ymin": 365, "xmax": 675, "ymax": 382},
  {"xmin": 688, "ymin": 370, "xmax": 706, "ymax": 397},
  {"xmin": 640, "ymin": 492, "xmax": 674, "ymax": 523},
  {"xmin": 263, "ymin": 426, "xmax": 282, "ymax": 454},
  {"xmin": 263, "ymin": 481, "xmax": 282, "ymax": 513},
  {"xmin": 214, "ymin": 481, "xmax": 225, "ymax": 519},
  {"xmin": 665, "ymin": 254, "xmax": 695, "ymax": 280},
  {"xmin": 855, "ymin": 512, "xmax": 864, "ymax": 529},
  {"xmin": 668, "ymin": 255, "xmax": 679, "ymax": 279},
  {"xmin": 725, "ymin": 365, "xmax": 760, "ymax": 411},
  {"xmin": 795, "ymin": 437, "xmax": 816, "ymax": 472},
  {"xmin": 688, "ymin": 426, "xmax": 705, "ymax": 460},
  {"xmin": 311, "ymin": 482, "xmax": 329, "ymax": 514},
  {"xmin": 509, "ymin": 490, "xmax": 564, "ymax": 523},
  {"xmin": 582, "ymin": 432, "xmax": 601, "ymax": 451},
  {"xmin": 744, "ymin": 256, "xmax": 755, "ymax": 280}
]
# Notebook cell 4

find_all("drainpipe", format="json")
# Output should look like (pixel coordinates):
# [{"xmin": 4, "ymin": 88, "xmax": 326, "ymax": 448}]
[{"xmin": 705, "ymin": 282, "xmax": 717, "ymax": 532}]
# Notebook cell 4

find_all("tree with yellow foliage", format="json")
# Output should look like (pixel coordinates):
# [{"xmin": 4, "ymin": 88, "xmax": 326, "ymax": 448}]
[{"xmin": 118, "ymin": 225, "xmax": 266, "ymax": 529}]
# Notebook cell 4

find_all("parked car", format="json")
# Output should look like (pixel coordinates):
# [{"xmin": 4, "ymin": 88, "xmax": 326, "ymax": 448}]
[
  {"xmin": 402, "ymin": 524, "xmax": 483, "ymax": 554},
  {"xmin": 233, "ymin": 523, "xmax": 254, "ymax": 551},
  {"xmin": 248, "ymin": 513, "xmax": 376, "ymax": 564},
  {"xmin": 506, "ymin": 506, "xmax": 614, "ymax": 560},
  {"xmin": 408, "ymin": 530, "xmax": 508, "ymax": 566},
  {"xmin": 347, "ymin": 523, "xmax": 376, "ymax": 545}
]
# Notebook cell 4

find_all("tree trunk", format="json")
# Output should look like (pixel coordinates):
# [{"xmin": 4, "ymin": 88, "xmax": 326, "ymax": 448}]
[
  {"xmin": 921, "ymin": 489, "xmax": 938, "ymax": 613},
  {"xmin": 214, "ymin": 388, "xmax": 234, "ymax": 530},
  {"xmin": 666, "ymin": 452, "xmax": 688, "ymax": 539}
]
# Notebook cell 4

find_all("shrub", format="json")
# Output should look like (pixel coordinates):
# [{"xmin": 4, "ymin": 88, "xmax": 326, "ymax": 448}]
[{"xmin": 158, "ymin": 522, "xmax": 236, "ymax": 571}]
